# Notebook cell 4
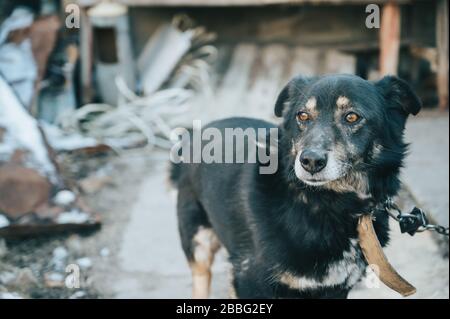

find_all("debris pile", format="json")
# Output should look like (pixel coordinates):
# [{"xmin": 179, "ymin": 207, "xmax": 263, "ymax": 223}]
[
  {"xmin": 55, "ymin": 14, "xmax": 217, "ymax": 153},
  {"xmin": 0, "ymin": 6, "xmax": 216, "ymax": 239},
  {"xmin": 0, "ymin": 74, "xmax": 100, "ymax": 238},
  {"xmin": 0, "ymin": 236, "xmax": 101, "ymax": 299}
]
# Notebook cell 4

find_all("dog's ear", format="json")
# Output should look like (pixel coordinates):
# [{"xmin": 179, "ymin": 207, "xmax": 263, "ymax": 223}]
[
  {"xmin": 274, "ymin": 76, "xmax": 311, "ymax": 117},
  {"xmin": 375, "ymin": 76, "xmax": 422, "ymax": 116}
]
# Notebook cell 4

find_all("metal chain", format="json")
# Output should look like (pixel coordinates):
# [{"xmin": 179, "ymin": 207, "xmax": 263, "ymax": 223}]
[
  {"xmin": 383, "ymin": 198, "xmax": 449, "ymax": 237},
  {"xmin": 422, "ymin": 224, "xmax": 449, "ymax": 236}
]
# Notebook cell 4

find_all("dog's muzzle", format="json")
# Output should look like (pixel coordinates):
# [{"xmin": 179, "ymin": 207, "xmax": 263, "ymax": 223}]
[{"xmin": 294, "ymin": 149, "xmax": 344, "ymax": 186}]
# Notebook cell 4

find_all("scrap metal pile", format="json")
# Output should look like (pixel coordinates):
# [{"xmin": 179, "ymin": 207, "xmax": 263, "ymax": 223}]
[
  {"xmin": 0, "ymin": 5, "xmax": 216, "ymax": 238},
  {"xmin": 0, "ymin": 74, "xmax": 100, "ymax": 237}
]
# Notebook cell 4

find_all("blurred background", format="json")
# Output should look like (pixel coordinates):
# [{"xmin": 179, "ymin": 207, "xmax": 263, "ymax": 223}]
[{"xmin": 0, "ymin": 0, "xmax": 448, "ymax": 299}]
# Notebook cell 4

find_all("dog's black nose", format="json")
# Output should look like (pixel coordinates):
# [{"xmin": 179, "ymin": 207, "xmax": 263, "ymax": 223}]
[{"xmin": 300, "ymin": 150, "xmax": 327, "ymax": 174}]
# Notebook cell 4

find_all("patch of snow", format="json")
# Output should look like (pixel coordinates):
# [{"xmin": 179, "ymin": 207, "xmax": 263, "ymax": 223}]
[
  {"xmin": 53, "ymin": 246, "xmax": 69, "ymax": 260},
  {"xmin": 0, "ymin": 75, "xmax": 57, "ymax": 183},
  {"xmin": 45, "ymin": 272, "xmax": 64, "ymax": 281},
  {"xmin": 0, "ymin": 214, "xmax": 10, "ymax": 228},
  {"xmin": 52, "ymin": 246, "xmax": 68, "ymax": 271},
  {"xmin": 44, "ymin": 272, "xmax": 65, "ymax": 288},
  {"xmin": 40, "ymin": 122, "xmax": 99, "ymax": 151},
  {"xmin": 76, "ymin": 257, "xmax": 92, "ymax": 269},
  {"xmin": 0, "ymin": 292, "xmax": 23, "ymax": 299},
  {"xmin": 0, "ymin": 271, "xmax": 16, "ymax": 285},
  {"xmin": 57, "ymin": 209, "xmax": 89, "ymax": 224},
  {"xmin": 104, "ymin": 134, "xmax": 146, "ymax": 149},
  {"xmin": 100, "ymin": 247, "xmax": 110, "ymax": 257},
  {"xmin": 69, "ymin": 290, "xmax": 87, "ymax": 299},
  {"xmin": 53, "ymin": 190, "xmax": 76, "ymax": 206}
]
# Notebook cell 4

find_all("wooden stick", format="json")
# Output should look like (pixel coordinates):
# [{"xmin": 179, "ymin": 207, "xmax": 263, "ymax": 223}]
[
  {"xmin": 379, "ymin": 2, "xmax": 401, "ymax": 76},
  {"xmin": 358, "ymin": 215, "xmax": 416, "ymax": 297}
]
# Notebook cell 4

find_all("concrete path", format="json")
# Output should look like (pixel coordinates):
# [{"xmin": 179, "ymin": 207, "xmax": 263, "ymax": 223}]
[
  {"xmin": 111, "ymin": 162, "xmax": 229, "ymax": 298},
  {"xmin": 403, "ymin": 110, "xmax": 449, "ymax": 228},
  {"xmin": 108, "ymin": 160, "xmax": 448, "ymax": 299}
]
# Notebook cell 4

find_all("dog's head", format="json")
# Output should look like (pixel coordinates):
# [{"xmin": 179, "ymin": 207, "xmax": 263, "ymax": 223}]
[{"xmin": 275, "ymin": 74, "xmax": 421, "ymax": 193}]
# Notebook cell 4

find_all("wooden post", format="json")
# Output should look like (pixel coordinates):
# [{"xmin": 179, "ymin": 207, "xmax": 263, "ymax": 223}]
[
  {"xmin": 379, "ymin": 2, "xmax": 401, "ymax": 76},
  {"xmin": 436, "ymin": 0, "xmax": 449, "ymax": 111}
]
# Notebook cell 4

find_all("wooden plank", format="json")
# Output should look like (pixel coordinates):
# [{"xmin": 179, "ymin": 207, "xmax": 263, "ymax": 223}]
[
  {"xmin": 210, "ymin": 45, "xmax": 357, "ymax": 123},
  {"xmin": 288, "ymin": 47, "xmax": 320, "ymax": 79},
  {"xmin": 122, "ymin": 5, "xmax": 426, "ymax": 52},
  {"xmin": 175, "ymin": 44, "xmax": 258, "ymax": 126},
  {"xmin": 436, "ymin": 0, "xmax": 449, "ymax": 110},
  {"xmin": 379, "ymin": 2, "xmax": 401, "ymax": 76},
  {"xmin": 138, "ymin": 24, "xmax": 192, "ymax": 95},
  {"xmin": 323, "ymin": 50, "xmax": 356, "ymax": 74},
  {"xmin": 287, "ymin": 47, "xmax": 356, "ymax": 79},
  {"xmin": 77, "ymin": 0, "xmax": 416, "ymax": 7},
  {"xmin": 212, "ymin": 43, "xmax": 258, "ymax": 120},
  {"xmin": 0, "ymin": 219, "xmax": 101, "ymax": 239},
  {"xmin": 245, "ymin": 44, "xmax": 290, "ymax": 120}
]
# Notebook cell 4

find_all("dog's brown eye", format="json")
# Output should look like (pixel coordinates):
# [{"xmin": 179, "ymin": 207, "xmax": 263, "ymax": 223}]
[
  {"xmin": 297, "ymin": 112, "xmax": 310, "ymax": 122},
  {"xmin": 345, "ymin": 112, "xmax": 360, "ymax": 123}
]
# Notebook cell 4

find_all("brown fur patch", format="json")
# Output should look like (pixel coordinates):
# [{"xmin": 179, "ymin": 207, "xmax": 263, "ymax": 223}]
[
  {"xmin": 190, "ymin": 227, "xmax": 221, "ymax": 299},
  {"xmin": 324, "ymin": 172, "xmax": 370, "ymax": 197}
]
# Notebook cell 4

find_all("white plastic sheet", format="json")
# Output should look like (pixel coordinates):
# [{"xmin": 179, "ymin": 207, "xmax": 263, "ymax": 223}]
[{"xmin": 0, "ymin": 7, "xmax": 37, "ymax": 108}]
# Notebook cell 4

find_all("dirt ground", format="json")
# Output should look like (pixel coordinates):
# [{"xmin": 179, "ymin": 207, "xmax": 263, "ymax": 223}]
[
  {"xmin": 1, "ymin": 145, "xmax": 448, "ymax": 299},
  {"xmin": 0, "ymin": 150, "xmax": 145, "ymax": 298}
]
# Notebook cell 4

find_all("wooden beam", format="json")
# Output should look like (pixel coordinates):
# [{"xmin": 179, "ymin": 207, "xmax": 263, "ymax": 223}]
[
  {"xmin": 379, "ymin": 1, "xmax": 401, "ymax": 76},
  {"xmin": 75, "ymin": 0, "xmax": 416, "ymax": 8},
  {"xmin": 436, "ymin": 0, "xmax": 449, "ymax": 111}
]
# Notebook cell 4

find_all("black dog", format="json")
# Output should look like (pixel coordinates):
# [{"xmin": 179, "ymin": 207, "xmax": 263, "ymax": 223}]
[{"xmin": 170, "ymin": 74, "xmax": 421, "ymax": 299}]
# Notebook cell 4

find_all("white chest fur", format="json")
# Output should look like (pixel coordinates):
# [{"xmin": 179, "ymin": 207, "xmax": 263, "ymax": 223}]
[{"xmin": 278, "ymin": 239, "xmax": 366, "ymax": 290}]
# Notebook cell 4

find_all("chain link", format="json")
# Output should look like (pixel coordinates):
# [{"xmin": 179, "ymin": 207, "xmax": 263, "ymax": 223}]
[
  {"xmin": 383, "ymin": 198, "xmax": 449, "ymax": 237},
  {"xmin": 423, "ymin": 224, "xmax": 450, "ymax": 236}
]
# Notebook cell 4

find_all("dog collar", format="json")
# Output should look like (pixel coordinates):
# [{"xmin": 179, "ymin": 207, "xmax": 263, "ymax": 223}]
[
  {"xmin": 358, "ymin": 197, "xmax": 449, "ymax": 297},
  {"xmin": 357, "ymin": 213, "xmax": 416, "ymax": 297}
]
